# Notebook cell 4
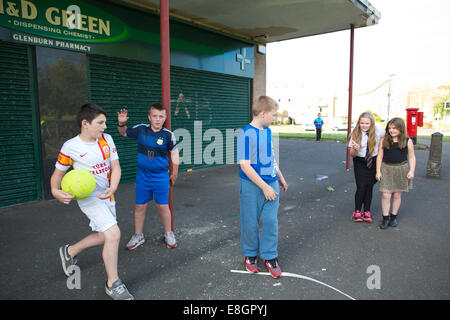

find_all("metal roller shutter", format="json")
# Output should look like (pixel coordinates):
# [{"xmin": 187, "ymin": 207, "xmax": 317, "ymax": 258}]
[
  {"xmin": 88, "ymin": 56, "xmax": 250, "ymax": 183},
  {"xmin": 170, "ymin": 67, "xmax": 251, "ymax": 172},
  {"xmin": 0, "ymin": 41, "xmax": 41, "ymax": 207},
  {"xmin": 88, "ymin": 56, "xmax": 161, "ymax": 183}
]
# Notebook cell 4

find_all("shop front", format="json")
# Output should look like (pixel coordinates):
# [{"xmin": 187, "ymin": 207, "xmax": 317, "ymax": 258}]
[{"xmin": 0, "ymin": 0, "xmax": 254, "ymax": 207}]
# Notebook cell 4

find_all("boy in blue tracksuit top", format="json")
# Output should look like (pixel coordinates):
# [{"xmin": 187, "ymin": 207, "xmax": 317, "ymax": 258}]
[
  {"xmin": 314, "ymin": 113, "xmax": 324, "ymax": 141},
  {"xmin": 237, "ymin": 96, "xmax": 288, "ymax": 278}
]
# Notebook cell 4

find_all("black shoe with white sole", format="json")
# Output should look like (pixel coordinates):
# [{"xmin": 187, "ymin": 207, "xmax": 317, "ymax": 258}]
[{"xmin": 59, "ymin": 244, "xmax": 77, "ymax": 277}]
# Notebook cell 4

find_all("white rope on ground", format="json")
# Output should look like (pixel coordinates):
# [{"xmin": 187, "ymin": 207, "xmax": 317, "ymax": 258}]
[{"xmin": 230, "ymin": 269, "xmax": 356, "ymax": 300}]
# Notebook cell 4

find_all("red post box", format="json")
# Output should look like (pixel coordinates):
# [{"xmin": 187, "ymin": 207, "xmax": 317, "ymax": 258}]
[
  {"xmin": 417, "ymin": 111, "xmax": 424, "ymax": 127},
  {"xmin": 406, "ymin": 107, "xmax": 423, "ymax": 144}
]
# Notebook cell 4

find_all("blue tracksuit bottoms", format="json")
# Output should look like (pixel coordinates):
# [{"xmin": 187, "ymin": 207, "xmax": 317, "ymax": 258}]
[{"xmin": 239, "ymin": 178, "xmax": 280, "ymax": 260}]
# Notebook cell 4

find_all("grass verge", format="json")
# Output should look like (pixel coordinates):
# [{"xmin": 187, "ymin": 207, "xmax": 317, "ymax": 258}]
[{"xmin": 276, "ymin": 132, "xmax": 449, "ymax": 142}]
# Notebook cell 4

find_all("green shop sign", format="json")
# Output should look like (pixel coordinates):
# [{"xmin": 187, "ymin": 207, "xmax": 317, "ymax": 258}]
[
  {"xmin": 0, "ymin": 0, "xmax": 254, "ymax": 78},
  {"xmin": 0, "ymin": 0, "xmax": 128, "ymax": 43}
]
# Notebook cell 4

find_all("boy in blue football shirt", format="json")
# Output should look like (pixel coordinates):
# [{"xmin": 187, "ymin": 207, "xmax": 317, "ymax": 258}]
[
  {"xmin": 237, "ymin": 96, "xmax": 288, "ymax": 278},
  {"xmin": 117, "ymin": 103, "xmax": 179, "ymax": 249}
]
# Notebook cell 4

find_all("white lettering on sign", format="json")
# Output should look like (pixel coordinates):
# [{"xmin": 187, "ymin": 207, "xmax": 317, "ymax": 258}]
[{"xmin": 0, "ymin": 0, "xmax": 111, "ymax": 36}]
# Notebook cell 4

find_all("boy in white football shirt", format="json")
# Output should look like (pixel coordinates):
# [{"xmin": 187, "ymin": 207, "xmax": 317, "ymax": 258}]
[{"xmin": 50, "ymin": 103, "xmax": 133, "ymax": 300}]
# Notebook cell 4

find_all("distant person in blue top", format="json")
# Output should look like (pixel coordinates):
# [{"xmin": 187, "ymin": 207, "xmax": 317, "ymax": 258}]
[
  {"xmin": 237, "ymin": 96, "xmax": 288, "ymax": 278},
  {"xmin": 314, "ymin": 113, "xmax": 324, "ymax": 141},
  {"xmin": 117, "ymin": 103, "xmax": 179, "ymax": 250}
]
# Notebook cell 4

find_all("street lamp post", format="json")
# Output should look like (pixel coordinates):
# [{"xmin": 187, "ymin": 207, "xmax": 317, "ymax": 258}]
[{"xmin": 387, "ymin": 73, "xmax": 395, "ymax": 121}]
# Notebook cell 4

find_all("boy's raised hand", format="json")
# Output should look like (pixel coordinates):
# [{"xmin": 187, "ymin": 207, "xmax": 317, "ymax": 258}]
[{"xmin": 117, "ymin": 109, "xmax": 129, "ymax": 125}]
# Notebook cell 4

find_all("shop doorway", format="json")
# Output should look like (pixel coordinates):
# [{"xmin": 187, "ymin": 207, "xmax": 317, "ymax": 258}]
[{"xmin": 36, "ymin": 47, "xmax": 88, "ymax": 199}]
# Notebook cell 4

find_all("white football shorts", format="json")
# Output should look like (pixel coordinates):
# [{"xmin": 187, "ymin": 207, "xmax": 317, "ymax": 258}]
[{"xmin": 78, "ymin": 199, "xmax": 117, "ymax": 233}]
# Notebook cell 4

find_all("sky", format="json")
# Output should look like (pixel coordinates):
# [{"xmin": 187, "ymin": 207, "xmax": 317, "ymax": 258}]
[{"xmin": 266, "ymin": 0, "xmax": 450, "ymax": 122}]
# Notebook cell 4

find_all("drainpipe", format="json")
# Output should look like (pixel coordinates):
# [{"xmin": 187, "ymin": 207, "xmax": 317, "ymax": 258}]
[
  {"xmin": 346, "ymin": 24, "xmax": 354, "ymax": 171},
  {"xmin": 160, "ymin": 0, "xmax": 174, "ymax": 231}
]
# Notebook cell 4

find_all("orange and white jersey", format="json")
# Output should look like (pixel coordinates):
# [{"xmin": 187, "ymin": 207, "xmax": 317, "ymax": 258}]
[{"xmin": 55, "ymin": 133, "xmax": 119, "ymax": 204}]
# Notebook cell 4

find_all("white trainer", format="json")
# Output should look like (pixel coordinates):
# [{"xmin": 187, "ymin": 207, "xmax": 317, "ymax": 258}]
[
  {"xmin": 126, "ymin": 233, "xmax": 145, "ymax": 250},
  {"xmin": 164, "ymin": 232, "xmax": 177, "ymax": 248}
]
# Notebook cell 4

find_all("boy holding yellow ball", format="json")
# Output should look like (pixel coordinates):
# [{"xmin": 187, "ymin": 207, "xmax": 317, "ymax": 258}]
[{"xmin": 50, "ymin": 103, "xmax": 134, "ymax": 300}]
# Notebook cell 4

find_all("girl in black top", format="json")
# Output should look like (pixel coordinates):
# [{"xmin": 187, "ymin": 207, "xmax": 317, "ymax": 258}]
[{"xmin": 376, "ymin": 118, "xmax": 416, "ymax": 229}]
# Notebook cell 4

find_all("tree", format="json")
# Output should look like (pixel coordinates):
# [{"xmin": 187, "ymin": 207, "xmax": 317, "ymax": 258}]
[
  {"xmin": 432, "ymin": 85, "xmax": 450, "ymax": 118},
  {"xmin": 280, "ymin": 110, "xmax": 289, "ymax": 124}
]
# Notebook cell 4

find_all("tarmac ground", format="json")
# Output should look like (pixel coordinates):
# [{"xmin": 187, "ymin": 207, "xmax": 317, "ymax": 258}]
[{"xmin": 0, "ymin": 138, "xmax": 449, "ymax": 302}]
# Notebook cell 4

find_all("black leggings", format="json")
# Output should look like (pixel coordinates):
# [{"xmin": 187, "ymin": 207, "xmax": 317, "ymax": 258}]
[{"xmin": 355, "ymin": 183, "xmax": 374, "ymax": 212}]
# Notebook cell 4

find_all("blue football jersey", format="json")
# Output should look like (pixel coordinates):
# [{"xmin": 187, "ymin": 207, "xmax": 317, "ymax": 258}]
[{"xmin": 126, "ymin": 124, "xmax": 177, "ymax": 176}]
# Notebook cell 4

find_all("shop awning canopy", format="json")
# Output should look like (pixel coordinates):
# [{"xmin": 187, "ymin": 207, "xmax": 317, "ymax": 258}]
[{"xmin": 109, "ymin": 0, "xmax": 380, "ymax": 44}]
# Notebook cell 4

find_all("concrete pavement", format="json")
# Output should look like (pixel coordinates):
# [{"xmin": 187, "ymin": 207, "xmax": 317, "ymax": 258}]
[{"xmin": 0, "ymin": 138, "xmax": 449, "ymax": 300}]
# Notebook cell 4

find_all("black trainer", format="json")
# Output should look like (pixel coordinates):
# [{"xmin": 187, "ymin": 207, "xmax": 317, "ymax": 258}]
[
  {"xmin": 59, "ymin": 244, "xmax": 77, "ymax": 277},
  {"xmin": 105, "ymin": 279, "xmax": 135, "ymax": 300}
]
